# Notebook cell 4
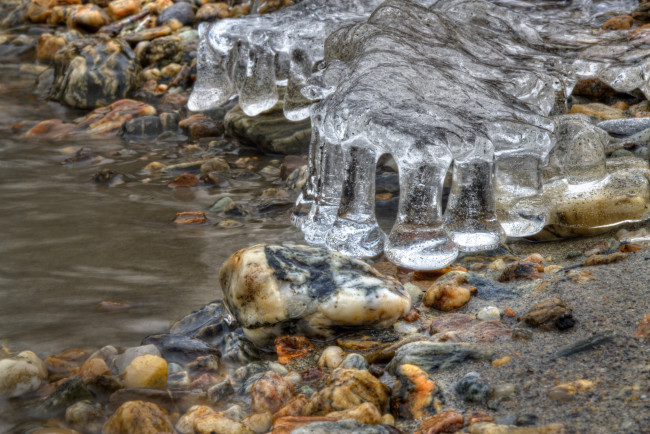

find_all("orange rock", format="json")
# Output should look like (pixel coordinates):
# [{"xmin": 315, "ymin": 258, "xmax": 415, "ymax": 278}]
[
  {"xmin": 148, "ymin": 0, "xmax": 174, "ymax": 15},
  {"xmin": 636, "ymin": 314, "xmax": 650, "ymax": 340},
  {"xmin": 179, "ymin": 114, "xmax": 224, "ymax": 140},
  {"xmin": 36, "ymin": 33, "xmax": 66, "ymax": 61},
  {"xmin": 467, "ymin": 411, "xmax": 495, "ymax": 425},
  {"xmin": 107, "ymin": 0, "xmax": 140, "ymax": 20},
  {"xmin": 584, "ymin": 252, "xmax": 627, "ymax": 266},
  {"xmin": 309, "ymin": 368, "xmax": 389, "ymax": 415},
  {"xmin": 423, "ymin": 273, "xmax": 476, "ymax": 311},
  {"xmin": 491, "ymin": 356, "xmax": 511, "ymax": 367},
  {"xmin": 416, "ymin": 410, "xmax": 464, "ymax": 434},
  {"xmin": 620, "ymin": 243, "xmax": 642, "ymax": 253},
  {"xmin": 102, "ymin": 401, "xmax": 174, "ymax": 433},
  {"xmin": 68, "ymin": 4, "xmax": 110, "ymax": 32},
  {"xmin": 391, "ymin": 364, "xmax": 443, "ymax": 419},
  {"xmin": 326, "ymin": 402, "xmax": 382, "ymax": 425},
  {"xmin": 602, "ymin": 15, "xmax": 634, "ymax": 30},
  {"xmin": 77, "ymin": 358, "xmax": 110, "ymax": 379},
  {"xmin": 196, "ymin": 2, "xmax": 232, "ymax": 21},
  {"xmin": 503, "ymin": 308, "xmax": 516, "ymax": 318},
  {"xmin": 272, "ymin": 416, "xmax": 337, "ymax": 434},
  {"xmin": 275, "ymin": 335, "xmax": 315, "ymax": 364},
  {"xmin": 272, "ymin": 394, "xmax": 311, "ymax": 421},
  {"xmin": 168, "ymin": 173, "xmax": 200, "ymax": 188},
  {"xmin": 403, "ymin": 309, "xmax": 420, "ymax": 323},
  {"xmin": 499, "ymin": 260, "xmax": 543, "ymax": 282},
  {"xmin": 188, "ymin": 373, "xmax": 219, "ymax": 391},
  {"xmin": 24, "ymin": 119, "xmax": 75, "ymax": 138},
  {"xmin": 173, "ymin": 211, "xmax": 206, "ymax": 225},
  {"xmin": 27, "ymin": 0, "xmax": 56, "ymax": 23}
]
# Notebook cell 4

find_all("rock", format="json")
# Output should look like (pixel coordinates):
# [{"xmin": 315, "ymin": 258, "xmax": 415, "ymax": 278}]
[
  {"xmin": 123, "ymin": 355, "xmax": 167, "ymax": 389},
  {"xmin": 339, "ymin": 353, "xmax": 369, "ymax": 371},
  {"xmin": 477, "ymin": 306, "xmax": 500, "ymax": 321},
  {"xmin": 597, "ymin": 118, "xmax": 650, "ymax": 136},
  {"xmin": 139, "ymin": 36, "xmax": 182, "ymax": 67},
  {"xmin": 326, "ymin": 402, "xmax": 382, "ymax": 425},
  {"xmin": 423, "ymin": 272, "xmax": 476, "ymax": 311},
  {"xmin": 195, "ymin": 2, "xmax": 231, "ymax": 22},
  {"xmin": 499, "ymin": 261, "xmax": 543, "ymax": 282},
  {"xmin": 77, "ymin": 358, "xmax": 110, "ymax": 379},
  {"xmin": 123, "ymin": 25, "xmax": 172, "ymax": 43},
  {"xmin": 179, "ymin": 114, "xmax": 224, "ymax": 140},
  {"xmin": 41, "ymin": 376, "xmax": 93, "ymax": 414},
  {"xmin": 430, "ymin": 314, "xmax": 511, "ymax": 343},
  {"xmin": 169, "ymin": 300, "xmax": 238, "ymax": 348},
  {"xmin": 174, "ymin": 211, "xmax": 207, "ymax": 224},
  {"xmin": 636, "ymin": 314, "xmax": 650, "ymax": 340},
  {"xmin": 0, "ymin": 351, "xmax": 47, "ymax": 398},
  {"xmin": 570, "ymin": 103, "xmax": 626, "ymax": 120},
  {"xmin": 467, "ymin": 422, "xmax": 566, "ymax": 433},
  {"xmin": 68, "ymin": 4, "xmax": 110, "ymax": 32},
  {"xmin": 602, "ymin": 15, "xmax": 633, "ymax": 30},
  {"xmin": 122, "ymin": 115, "xmax": 163, "ymax": 137},
  {"xmin": 632, "ymin": 2, "xmax": 650, "ymax": 22},
  {"xmin": 571, "ymin": 78, "xmax": 617, "ymax": 100},
  {"xmin": 207, "ymin": 379, "xmax": 234, "ymax": 403},
  {"xmin": 584, "ymin": 252, "xmax": 627, "ymax": 266},
  {"xmin": 391, "ymin": 363, "xmax": 444, "ymax": 418},
  {"xmin": 176, "ymin": 405, "xmax": 217, "ymax": 434},
  {"xmin": 309, "ymin": 368, "xmax": 389, "ymax": 415},
  {"xmin": 491, "ymin": 383, "xmax": 516, "ymax": 401},
  {"xmin": 318, "ymin": 346, "xmax": 345, "ymax": 369},
  {"xmin": 548, "ymin": 380, "xmax": 595, "ymax": 401},
  {"xmin": 415, "ymin": 410, "xmax": 464, "ymax": 434},
  {"xmin": 191, "ymin": 412, "xmax": 255, "ymax": 434},
  {"xmin": 113, "ymin": 344, "xmax": 161, "ymax": 374},
  {"xmin": 251, "ymin": 371, "xmax": 294, "ymax": 414},
  {"xmin": 224, "ymin": 101, "xmax": 311, "ymax": 155},
  {"xmin": 455, "ymin": 372, "xmax": 491, "ymax": 404},
  {"xmin": 491, "ymin": 356, "xmax": 511, "ymax": 367},
  {"xmin": 168, "ymin": 173, "xmax": 200, "ymax": 188},
  {"xmin": 186, "ymin": 354, "xmax": 220, "ymax": 374},
  {"xmin": 102, "ymin": 400, "xmax": 174, "ymax": 433},
  {"xmin": 520, "ymin": 298, "xmax": 574, "ymax": 330},
  {"xmin": 158, "ymin": 2, "xmax": 194, "ymax": 26},
  {"xmin": 65, "ymin": 400, "xmax": 104, "ymax": 433},
  {"xmin": 141, "ymin": 334, "xmax": 220, "ymax": 365},
  {"xmin": 290, "ymin": 418, "xmax": 394, "ymax": 434},
  {"xmin": 107, "ymin": 0, "xmax": 139, "ymax": 20},
  {"xmin": 273, "ymin": 393, "xmax": 311, "ymax": 420},
  {"xmin": 275, "ymin": 335, "xmax": 315, "ymax": 364},
  {"xmin": 556, "ymin": 332, "xmax": 614, "ymax": 357},
  {"xmin": 280, "ymin": 155, "xmax": 307, "ymax": 180},
  {"xmin": 36, "ymin": 33, "xmax": 66, "ymax": 61},
  {"xmin": 219, "ymin": 244, "xmax": 410, "ymax": 345},
  {"xmin": 386, "ymin": 341, "xmax": 494, "ymax": 375},
  {"xmin": 108, "ymin": 389, "xmax": 207, "ymax": 414}
]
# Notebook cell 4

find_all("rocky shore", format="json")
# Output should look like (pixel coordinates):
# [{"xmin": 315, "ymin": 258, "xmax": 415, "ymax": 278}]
[{"xmin": 0, "ymin": 0, "xmax": 649, "ymax": 433}]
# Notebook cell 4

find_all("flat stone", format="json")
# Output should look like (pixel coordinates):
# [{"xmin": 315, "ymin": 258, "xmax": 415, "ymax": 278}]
[
  {"xmin": 140, "ymin": 334, "xmax": 220, "ymax": 365},
  {"xmin": 597, "ymin": 118, "xmax": 650, "ymax": 136},
  {"xmin": 570, "ymin": 103, "xmax": 626, "ymax": 120},
  {"xmin": 386, "ymin": 341, "xmax": 494, "ymax": 375}
]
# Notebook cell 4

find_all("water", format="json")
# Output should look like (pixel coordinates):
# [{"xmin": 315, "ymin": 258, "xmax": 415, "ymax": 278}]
[{"xmin": 0, "ymin": 64, "xmax": 301, "ymax": 355}]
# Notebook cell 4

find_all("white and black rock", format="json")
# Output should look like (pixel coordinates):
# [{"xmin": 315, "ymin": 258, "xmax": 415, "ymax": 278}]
[
  {"xmin": 339, "ymin": 353, "xmax": 370, "ymax": 371},
  {"xmin": 455, "ymin": 372, "xmax": 491, "ymax": 404},
  {"xmin": 386, "ymin": 341, "xmax": 494, "ymax": 375},
  {"xmin": 141, "ymin": 334, "xmax": 221, "ymax": 365},
  {"xmin": 219, "ymin": 244, "xmax": 411, "ymax": 346}
]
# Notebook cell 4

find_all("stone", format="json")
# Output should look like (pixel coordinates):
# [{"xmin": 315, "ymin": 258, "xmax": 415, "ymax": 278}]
[
  {"xmin": 186, "ymin": 355, "xmax": 220, "ymax": 374},
  {"xmin": 168, "ymin": 173, "xmax": 200, "ymax": 188},
  {"xmin": 251, "ymin": 371, "xmax": 294, "ymax": 414},
  {"xmin": 309, "ymin": 368, "xmax": 390, "ymax": 415},
  {"xmin": 571, "ymin": 78, "xmax": 617, "ymax": 100},
  {"xmin": 290, "ymin": 418, "xmax": 394, "ymax": 434},
  {"xmin": 275, "ymin": 335, "xmax": 315, "ymax": 364},
  {"xmin": 107, "ymin": 389, "xmax": 207, "ymax": 414},
  {"xmin": 243, "ymin": 412, "xmax": 273, "ymax": 433},
  {"xmin": 326, "ymin": 402, "xmax": 382, "ymax": 425},
  {"xmin": 207, "ymin": 380, "xmax": 234, "ymax": 403},
  {"xmin": 68, "ymin": 4, "xmax": 110, "ymax": 32},
  {"xmin": 158, "ymin": 2, "xmax": 194, "ymax": 26},
  {"xmin": 169, "ymin": 300, "xmax": 237, "ymax": 351},
  {"xmin": 477, "ymin": 306, "xmax": 501, "ymax": 321},
  {"xmin": 556, "ymin": 332, "xmax": 614, "ymax": 357},
  {"xmin": 77, "ymin": 358, "xmax": 111, "ymax": 379},
  {"xmin": 430, "ymin": 314, "xmax": 511, "ymax": 343},
  {"xmin": 219, "ymin": 244, "xmax": 410, "ymax": 345},
  {"xmin": 491, "ymin": 383, "xmax": 516, "ymax": 401},
  {"xmin": 636, "ymin": 314, "xmax": 650, "ymax": 340},
  {"xmin": 139, "ymin": 36, "xmax": 182, "ymax": 67},
  {"xmin": 423, "ymin": 272, "xmax": 476, "ymax": 311},
  {"xmin": 468, "ymin": 412, "xmax": 495, "ymax": 426},
  {"xmin": 36, "ymin": 33, "xmax": 66, "ymax": 61},
  {"xmin": 386, "ymin": 341, "xmax": 494, "ymax": 375},
  {"xmin": 65, "ymin": 400, "xmax": 104, "ymax": 433},
  {"xmin": 174, "ymin": 211, "xmax": 207, "ymax": 224},
  {"xmin": 273, "ymin": 393, "xmax": 311, "ymax": 420},
  {"xmin": 102, "ymin": 401, "xmax": 174, "ymax": 434},
  {"xmin": 391, "ymin": 364, "xmax": 444, "ymax": 419},
  {"xmin": 455, "ymin": 372, "xmax": 491, "ymax": 404},
  {"xmin": 113, "ymin": 344, "xmax": 161, "ymax": 374},
  {"xmin": 570, "ymin": 103, "xmax": 626, "ymax": 120},
  {"xmin": 194, "ymin": 413, "xmax": 255, "ymax": 434},
  {"xmin": 196, "ymin": 3, "xmax": 231, "ymax": 22},
  {"xmin": 499, "ymin": 261, "xmax": 543, "ymax": 282},
  {"xmin": 107, "ymin": 0, "xmax": 139, "ymax": 20},
  {"xmin": 467, "ymin": 422, "xmax": 566, "ymax": 433},
  {"xmin": 602, "ymin": 15, "xmax": 634, "ymax": 30},
  {"xmin": 141, "ymin": 334, "xmax": 220, "ymax": 365},
  {"xmin": 42, "ymin": 376, "xmax": 93, "ymax": 413},
  {"xmin": 176, "ymin": 405, "xmax": 217, "ymax": 434},
  {"xmin": 318, "ymin": 346, "xmax": 345, "ymax": 369},
  {"xmin": 224, "ymin": 101, "xmax": 311, "ymax": 155},
  {"xmin": 520, "ymin": 298, "xmax": 574, "ymax": 330},
  {"xmin": 339, "ymin": 353, "xmax": 369, "ymax": 371},
  {"xmin": 548, "ymin": 380, "xmax": 595, "ymax": 401},
  {"xmin": 123, "ymin": 26, "xmax": 173, "ymax": 43},
  {"xmin": 0, "ymin": 351, "xmax": 47, "ymax": 398},
  {"xmin": 122, "ymin": 115, "xmax": 163, "ymax": 137},
  {"xmin": 415, "ymin": 410, "xmax": 464, "ymax": 434},
  {"xmin": 123, "ymin": 354, "xmax": 167, "ymax": 389},
  {"xmin": 584, "ymin": 252, "xmax": 627, "ymax": 266},
  {"xmin": 491, "ymin": 356, "xmax": 511, "ymax": 367},
  {"xmin": 179, "ymin": 114, "xmax": 224, "ymax": 140}
]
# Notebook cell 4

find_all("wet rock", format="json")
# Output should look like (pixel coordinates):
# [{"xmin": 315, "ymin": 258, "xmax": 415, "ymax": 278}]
[
  {"xmin": 85, "ymin": 375, "xmax": 123, "ymax": 403},
  {"xmin": 158, "ymin": 2, "xmax": 194, "ymax": 26},
  {"xmin": 123, "ymin": 26, "xmax": 172, "ymax": 43},
  {"xmin": 170, "ymin": 300, "xmax": 238, "ymax": 349},
  {"xmin": 520, "ymin": 298, "xmax": 574, "ymax": 330},
  {"xmin": 65, "ymin": 400, "xmax": 104, "ymax": 433},
  {"xmin": 186, "ymin": 354, "xmax": 220, "ymax": 375},
  {"xmin": 632, "ymin": 2, "xmax": 650, "ymax": 22},
  {"xmin": 467, "ymin": 422, "xmax": 566, "ymax": 433},
  {"xmin": 280, "ymin": 155, "xmax": 307, "ymax": 180},
  {"xmin": 173, "ymin": 211, "xmax": 207, "ymax": 224},
  {"xmin": 139, "ymin": 36, "xmax": 182, "ymax": 67},
  {"xmin": 275, "ymin": 335, "xmax": 315, "ymax": 364},
  {"xmin": 196, "ymin": 3, "xmax": 231, "ymax": 22},
  {"xmin": 176, "ymin": 405, "xmax": 217, "ymax": 434},
  {"xmin": 251, "ymin": 371, "xmax": 294, "ymax": 414},
  {"xmin": 207, "ymin": 379, "xmax": 234, "ymax": 403},
  {"xmin": 113, "ymin": 344, "xmax": 161, "ymax": 374},
  {"xmin": 107, "ymin": 0, "xmax": 139, "ymax": 20},
  {"xmin": 390, "ymin": 363, "xmax": 444, "ymax": 419},
  {"xmin": 340, "ymin": 353, "xmax": 369, "ymax": 371},
  {"xmin": 102, "ymin": 400, "xmax": 174, "ymax": 434},
  {"xmin": 224, "ymin": 101, "xmax": 311, "ymax": 155},
  {"xmin": 597, "ymin": 118, "xmax": 650, "ymax": 136},
  {"xmin": 141, "ymin": 334, "xmax": 220, "ymax": 365},
  {"xmin": 570, "ymin": 103, "xmax": 625, "ymax": 120},
  {"xmin": 232, "ymin": 361, "xmax": 288, "ymax": 388},
  {"xmin": 122, "ymin": 115, "xmax": 163, "ymax": 137},
  {"xmin": 499, "ymin": 260, "xmax": 543, "ymax": 282},
  {"xmin": 123, "ymin": 354, "xmax": 167, "ymax": 389},
  {"xmin": 318, "ymin": 346, "xmax": 344, "ymax": 369},
  {"xmin": 601, "ymin": 15, "xmax": 633, "ymax": 30},
  {"xmin": 571, "ymin": 78, "xmax": 617, "ymax": 100},
  {"xmin": 0, "ymin": 350, "xmax": 47, "ymax": 398},
  {"xmin": 557, "ymin": 332, "xmax": 614, "ymax": 357},
  {"xmin": 179, "ymin": 113, "xmax": 224, "ymax": 140},
  {"xmin": 584, "ymin": 252, "xmax": 627, "ymax": 266},
  {"xmin": 244, "ymin": 411, "xmax": 273, "ymax": 433},
  {"xmin": 386, "ymin": 341, "xmax": 494, "ymax": 375},
  {"xmin": 36, "ymin": 33, "xmax": 66, "ymax": 61},
  {"xmin": 423, "ymin": 272, "xmax": 476, "ymax": 311},
  {"xmin": 326, "ymin": 402, "xmax": 382, "ymax": 425},
  {"xmin": 636, "ymin": 314, "xmax": 650, "ymax": 340},
  {"xmin": 477, "ymin": 306, "xmax": 501, "ymax": 321},
  {"xmin": 68, "ymin": 5, "xmax": 110, "ymax": 32},
  {"xmin": 430, "ymin": 314, "xmax": 511, "ymax": 343},
  {"xmin": 273, "ymin": 393, "xmax": 311, "ymax": 419},
  {"xmin": 168, "ymin": 173, "xmax": 200, "ymax": 188},
  {"xmin": 219, "ymin": 244, "xmax": 410, "ymax": 345},
  {"xmin": 491, "ymin": 356, "xmax": 511, "ymax": 367},
  {"xmin": 108, "ymin": 388, "xmax": 207, "ymax": 413},
  {"xmin": 77, "ymin": 358, "xmax": 111, "ymax": 379},
  {"xmin": 491, "ymin": 383, "xmax": 516, "ymax": 402},
  {"xmin": 415, "ymin": 410, "xmax": 464, "ymax": 434},
  {"xmin": 310, "ymin": 368, "xmax": 389, "ymax": 415},
  {"xmin": 42, "ymin": 376, "xmax": 93, "ymax": 413},
  {"xmin": 455, "ymin": 372, "xmax": 490, "ymax": 404},
  {"xmin": 548, "ymin": 379, "xmax": 594, "ymax": 401},
  {"xmin": 290, "ymin": 418, "xmax": 394, "ymax": 434}
]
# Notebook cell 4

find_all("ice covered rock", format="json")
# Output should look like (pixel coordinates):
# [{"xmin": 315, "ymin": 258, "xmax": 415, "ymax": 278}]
[{"xmin": 218, "ymin": 244, "xmax": 411, "ymax": 346}]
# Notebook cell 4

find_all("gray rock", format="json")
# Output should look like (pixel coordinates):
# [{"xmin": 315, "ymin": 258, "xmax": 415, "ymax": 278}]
[
  {"xmin": 158, "ymin": 2, "xmax": 194, "ymax": 26},
  {"xmin": 208, "ymin": 379, "xmax": 234, "ymax": 403},
  {"xmin": 386, "ymin": 341, "xmax": 494, "ymax": 375},
  {"xmin": 339, "ymin": 354, "xmax": 369, "ymax": 371},
  {"xmin": 65, "ymin": 400, "xmax": 104, "ymax": 433},
  {"xmin": 291, "ymin": 419, "xmax": 395, "ymax": 434},
  {"xmin": 224, "ymin": 101, "xmax": 311, "ymax": 155},
  {"xmin": 140, "ymin": 333, "xmax": 220, "ymax": 365},
  {"xmin": 455, "ymin": 372, "xmax": 491, "ymax": 404},
  {"xmin": 597, "ymin": 119, "xmax": 650, "ymax": 136},
  {"xmin": 232, "ymin": 361, "xmax": 288, "ymax": 389},
  {"xmin": 113, "ymin": 344, "xmax": 161, "ymax": 374},
  {"xmin": 42, "ymin": 377, "xmax": 93, "ymax": 413},
  {"xmin": 219, "ymin": 244, "xmax": 411, "ymax": 346},
  {"xmin": 122, "ymin": 115, "xmax": 163, "ymax": 137}
]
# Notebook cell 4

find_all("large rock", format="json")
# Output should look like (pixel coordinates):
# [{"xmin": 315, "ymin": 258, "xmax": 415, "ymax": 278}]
[
  {"xmin": 102, "ymin": 400, "xmax": 174, "ymax": 434},
  {"xmin": 224, "ymin": 100, "xmax": 311, "ymax": 155},
  {"xmin": 0, "ymin": 351, "xmax": 47, "ymax": 398},
  {"xmin": 219, "ymin": 244, "xmax": 411, "ymax": 345},
  {"xmin": 49, "ymin": 37, "xmax": 138, "ymax": 109},
  {"xmin": 386, "ymin": 341, "xmax": 494, "ymax": 375}
]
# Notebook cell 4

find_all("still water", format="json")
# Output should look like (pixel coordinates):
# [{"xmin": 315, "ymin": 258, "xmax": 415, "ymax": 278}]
[{"xmin": 0, "ymin": 63, "xmax": 301, "ymax": 355}]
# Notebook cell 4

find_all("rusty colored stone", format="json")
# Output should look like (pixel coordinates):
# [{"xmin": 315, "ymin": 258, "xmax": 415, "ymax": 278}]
[
  {"xmin": 107, "ymin": 0, "xmax": 140, "ymax": 20},
  {"xmin": 503, "ymin": 308, "xmax": 516, "ymax": 318},
  {"xmin": 584, "ymin": 252, "xmax": 628, "ymax": 266},
  {"xmin": 196, "ymin": 2, "xmax": 231, "ymax": 22},
  {"xmin": 309, "ymin": 368, "xmax": 389, "ymax": 415},
  {"xmin": 403, "ymin": 309, "xmax": 420, "ymax": 323},
  {"xmin": 430, "ymin": 313, "xmax": 511, "ymax": 343},
  {"xmin": 499, "ymin": 260, "xmax": 543, "ymax": 282},
  {"xmin": 424, "ymin": 273, "xmax": 476, "ymax": 311},
  {"xmin": 602, "ymin": 15, "xmax": 634, "ymax": 30},
  {"xmin": 275, "ymin": 335, "xmax": 316, "ymax": 364},
  {"xmin": 173, "ymin": 211, "xmax": 206, "ymax": 225},
  {"xmin": 416, "ymin": 410, "xmax": 464, "ymax": 434},
  {"xmin": 520, "ymin": 297, "xmax": 573, "ymax": 330},
  {"xmin": 179, "ymin": 114, "xmax": 224, "ymax": 140},
  {"xmin": 390, "ymin": 364, "xmax": 444, "ymax": 419},
  {"xmin": 102, "ymin": 401, "xmax": 174, "ymax": 434},
  {"xmin": 301, "ymin": 367, "xmax": 324, "ymax": 383},
  {"xmin": 636, "ymin": 314, "xmax": 650, "ymax": 340},
  {"xmin": 620, "ymin": 243, "xmax": 643, "ymax": 253},
  {"xmin": 68, "ymin": 5, "xmax": 110, "ymax": 32},
  {"xmin": 168, "ymin": 173, "xmax": 200, "ymax": 188},
  {"xmin": 467, "ymin": 411, "xmax": 495, "ymax": 425},
  {"xmin": 36, "ymin": 34, "xmax": 66, "ymax": 61},
  {"xmin": 272, "ymin": 394, "xmax": 311, "ymax": 421},
  {"xmin": 571, "ymin": 78, "xmax": 618, "ymax": 100},
  {"xmin": 272, "ymin": 416, "xmax": 337, "ymax": 434},
  {"xmin": 326, "ymin": 402, "xmax": 382, "ymax": 425},
  {"xmin": 77, "ymin": 358, "xmax": 110, "ymax": 380}
]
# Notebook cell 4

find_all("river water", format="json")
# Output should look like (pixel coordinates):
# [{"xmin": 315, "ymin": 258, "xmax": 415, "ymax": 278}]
[{"xmin": 0, "ymin": 63, "xmax": 301, "ymax": 355}]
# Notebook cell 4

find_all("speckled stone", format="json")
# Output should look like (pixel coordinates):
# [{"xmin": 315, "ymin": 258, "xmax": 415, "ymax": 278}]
[
  {"xmin": 309, "ymin": 368, "xmax": 390, "ymax": 415},
  {"xmin": 251, "ymin": 371, "xmax": 294, "ymax": 414},
  {"xmin": 219, "ymin": 244, "xmax": 411, "ymax": 346},
  {"xmin": 0, "ymin": 351, "xmax": 48, "ymax": 398},
  {"xmin": 424, "ymin": 272, "xmax": 476, "ymax": 311},
  {"xmin": 391, "ymin": 364, "xmax": 444, "ymax": 418},
  {"xmin": 387, "ymin": 341, "xmax": 494, "ymax": 375},
  {"xmin": 123, "ymin": 354, "xmax": 167, "ymax": 389},
  {"xmin": 102, "ymin": 400, "xmax": 174, "ymax": 434}
]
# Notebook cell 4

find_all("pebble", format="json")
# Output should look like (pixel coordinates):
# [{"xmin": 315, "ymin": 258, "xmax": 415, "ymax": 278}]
[
  {"xmin": 491, "ymin": 356, "xmax": 511, "ymax": 367},
  {"xmin": 318, "ymin": 346, "xmax": 345, "ymax": 369},
  {"xmin": 77, "ymin": 358, "xmax": 110, "ymax": 379},
  {"xmin": 557, "ymin": 332, "xmax": 613, "ymax": 357},
  {"xmin": 103, "ymin": 400, "xmax": 174, "ymax": 433},
  {"xmin": 243, "ymin": 412, "xmax": 273, "ymax": 433},
  {"xmin": 584, "ymin": 252, "xmax": 627, "ymax": 266},
  {"xmin": 477, "ymin": 306, "xmax": 501, "ymax": 321},
  {"xmin": 598, "ymin": 118, "xmax": 650, "ymax": 136},
  {"xmin": 570, "ymin": 103, "xmax": 626, "ymax": 120},
  {"xmin": 0, "ymin": 351, "xmax": 48, "ymax": 398},
  {"xmin": 113, "ymin": 344, "xmax": 160, "ymax": 374},
  {"xmin": 141, "ymin": 333, "xmax": 221, "ymax": 365},
  {"xmin": 499, "ymin": 260, "xmax": 543, "ymax": 282},
  {"xmin": 309, "ymin": 368, "xmax": 389, "ymax": 414},
  {"xmin": 65, "ymin": 400, "xmax": 104, "ymax": 433},
  {"xmin": 174, "ymin": 211, "xmax": 207, "ymax": 224},
  {"xmin": 123, "ymin": 354, "xmax": 167, "ymax": 389},
  {"xmin": 339, "ymin": 353, "xmax": 369, "ymax": 371},
  {"xmin": 273, "ymin": 393, "xmax": 311, "ymax": 419},
  {"xmin": 387, "ymin": 341, "xmax": 494, "ymax": 375},
  {"xmin": 548, "ymin": 379, "xmax": 594, "ymax": 401},
  {"xmin": 290, "ymin": 418, "xmax": 393, "ymax": 434},
  {"xmin": 423, "ymin": 272, "xmax": 476, "ymax": 311},
  {"xmin": 455, "ymin": 372, "xmax": 491, "ymax": 404},
  {"xmin": 520, "ymin": 297, "xmax": 574, "ymax": 330},
  {"xmin": 467, "ymin": 422, "xmax": 566, "ymax": 433},
  {"xmin": 275, "ymin": 335, "xmax": 315, "ymax": 364},
  {"xmin": 430, "ymin": 313, "xmax": 511, "ymax": 343},
  {"xmin": 251, "ymin": 371, "xmax": 294, "ymax": 414},
  {"xmin": 416, "ymin": 410, "xmax": 464, "ymax": 434},
  {"xmin": 391, "ymin": 363, "xmax": 444, "ymax": 418},
  {"xmin": 491, "ymin": 383, "xmax": 516, "ymax": 401},
  {"xmin": 207, "ymin": 379, "xmax": 234, "ymax": 403},
  {"xmin": 196, "ymin": 3, "xmax": 232, "ymax": 22},
  {"xmin": 158, "ymin": 2, "xmax": 194, "ymax": 26},
  {"xmin": 636, "ymin": 314, "xmax": 650, "ymax": 340},
  {"xmin": 601, "ymin": 15, "xmax": 634, "ymax": 30}
]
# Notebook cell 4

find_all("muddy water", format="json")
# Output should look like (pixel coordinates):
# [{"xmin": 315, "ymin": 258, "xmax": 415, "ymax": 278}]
[{"xmin": 0, "ymin": 64, "xmax": 301, "ymax": 354}]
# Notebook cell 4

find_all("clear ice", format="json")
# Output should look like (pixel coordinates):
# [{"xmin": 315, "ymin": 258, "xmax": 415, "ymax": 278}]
[{"xmin": 191, "ymin": 0, "xmax": 650, "ymax": 270}]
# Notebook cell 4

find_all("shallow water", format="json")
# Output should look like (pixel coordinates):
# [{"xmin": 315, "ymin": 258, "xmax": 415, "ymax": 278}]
[{"xmin": 0, "ymin": 64, "xmax": 301, "ymax": 355}]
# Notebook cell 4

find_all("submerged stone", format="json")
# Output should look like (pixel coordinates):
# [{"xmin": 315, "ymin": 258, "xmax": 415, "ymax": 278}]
[
  {"xmin": 0, "ymin": 351, "xmax": 47, "ymax": 398},
  {"xmin": 219, "ymin": 244, "xmax": 410, "ymax": 346},
  {"xmin": 386, "ymin": 341, "xmax": 494, "ymax": 375},
  {"xmin": 140, "ymin": 334, "xmax": 220, "ymax": 365}
]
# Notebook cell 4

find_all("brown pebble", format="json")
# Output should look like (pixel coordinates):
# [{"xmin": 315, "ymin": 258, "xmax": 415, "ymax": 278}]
[
  {"xmin": 173, "ymin": 211, "xmax": 206, "ymax": 225},
  {"xmin": 403, "ymin": 309, "xmax": 420, "ymax": 323},
  {"xmin": 503, "ymin": 308, "xmax": 516, "ymax": 318},
  {"xmin": 415, "ymin": 410, "xmax": 464, "ymax": 434},
  {"xmin": 275, "ymin": 335, "xmax": 315, "ymax": 364},
  {"xmin": 468, "ymin": 411, "xmax": 495, "ymax": 425},
  {"xmin": 168, "ymin": 173, "xmax": 199, "ymax": 188},
  {"xmin": 584, "ymin": 252, "xmax": 627, "ymax": 266},
  {"xmin": 620, "ymin": 243, "xmax": 642, "ymax": 253},
  {"xmin": 499, "ymin": 260, "xmax": 543, "ymax": 282},
  {"xmin": 491, "ymin": 356, "xmax": 511, "ymax": 367},
  {"xmin": 636, "ymin": 314, "xmax": 650, "ymax": 340},
  {"xmin": 602, "ymin": 15, "xmax": 634, "ymax": 30}
]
